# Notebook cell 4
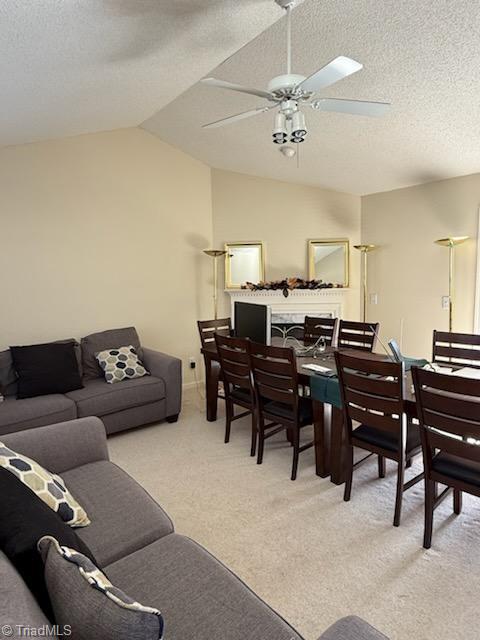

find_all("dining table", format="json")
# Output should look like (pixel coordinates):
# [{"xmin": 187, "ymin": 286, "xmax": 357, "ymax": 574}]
[{"xmin": 200, "ymin": 339, "xmax": 422, "ymax": 484}]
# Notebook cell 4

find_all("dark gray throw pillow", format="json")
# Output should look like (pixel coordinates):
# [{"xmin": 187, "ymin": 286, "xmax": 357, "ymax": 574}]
[
  {"xmin": 10, "ymin": 341, "xmax": 83, "ymax": 399},
  {"xmin": 39, "ymin": 536, "xmax": 164, "ymax": 640},
  {"xmin": 81, "ymin": 327, "xmax": 142, "ymax": 380},
  {"xmin": 0, "ymin": 468, "xmax": 96, "ymax": 621}
]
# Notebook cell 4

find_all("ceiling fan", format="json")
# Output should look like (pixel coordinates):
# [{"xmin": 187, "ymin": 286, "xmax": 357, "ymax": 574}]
[{"xmin": 201, "ymin": 0, "xmax": 390, "ymax": 148}]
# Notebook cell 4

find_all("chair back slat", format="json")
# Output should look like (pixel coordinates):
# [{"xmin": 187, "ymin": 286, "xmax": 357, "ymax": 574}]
[
  {"xmin": 198, "ymin": 318, "xmax": 231, "ymax": 348},
  {"xmin": 432, "ymin": 330, "xmax": 480, "ymax": 369},
  {"xmin": 342, "ymin": 370, "xmax": 397, "ymax": 397},
  {"xmin": 254, "ymin": 369, "xmax": 294, "ymax": 391},
  {"xmin": 421, "ymin": 388, "xmax": 480, "ymax": 421},
  {"xmin": 338, "ymin": 320, "xmax": 379, "ymax": 352},
  {"xmin": 250, "ymin": 342, "xmax": 298, "ymax": 408},
  {"xmin": 215, "ymin": 334, "xmax": 251, "ymax": 394},
  {"xmin": 304, "ymin": 316, "xmax": 339, "ymax": 346},
  {"xmin": 412, "ymin": 366, "xmax": 480, "ymax": 467},
  {"xmin": 428, "ymin": 431, "xmax": 480, "ymax": 463},
  {"xmin": 347, "ymin": 405, "xmax": 401, "ymax": 435},
  {"xmin": 346, "ymin": 388, "xmax": 402, "ymax": 416},
  {"xmin": 423, "ymin": 408, "xmax": 480, "ymax": 439},
  {"xmin": 336, "ymin": 351, "xmax": 405, "ymax": 440}
]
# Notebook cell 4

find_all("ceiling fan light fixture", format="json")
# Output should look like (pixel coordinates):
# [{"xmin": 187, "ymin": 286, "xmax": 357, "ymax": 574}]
[
  {"xmin": 291, "ymin": 110, "xmax": 307, "ymax": 137},
  {"xmin": 272, "ymin": 112, "xmax": 288, "ymax": 144},
  {"xmin": 291, "ymin": 136, "xmax": 305, "ymax": 143}
]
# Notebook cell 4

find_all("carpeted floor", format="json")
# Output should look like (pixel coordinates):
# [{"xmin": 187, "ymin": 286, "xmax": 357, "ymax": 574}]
[{"xmin": 108, "ymin": 388, "xmax": 480, "ymax": 640}]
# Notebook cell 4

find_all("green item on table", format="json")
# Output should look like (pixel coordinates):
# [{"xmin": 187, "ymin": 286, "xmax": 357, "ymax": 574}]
[{"xmin": 309, "ymin": 373, "xmax": 342, "ymax": 408}]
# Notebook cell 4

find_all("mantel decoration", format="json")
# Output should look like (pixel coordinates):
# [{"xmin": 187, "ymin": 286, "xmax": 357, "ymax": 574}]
[{"xmin": 242, "ymin": 277, "xmax": 344, "ymax": 297}]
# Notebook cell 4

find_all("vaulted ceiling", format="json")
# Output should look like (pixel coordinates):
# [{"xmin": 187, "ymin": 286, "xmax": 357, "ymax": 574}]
[
  {"xmin": 2, "ymin": 0, "xmax": 480, "ymax": 195},
  {"xmin": 0, "ymin": 0, "xmax": 284, "ymax": 146},
  {"xmin": 143, "ymin": 0, "xmax": 480, "ymax": 195}
]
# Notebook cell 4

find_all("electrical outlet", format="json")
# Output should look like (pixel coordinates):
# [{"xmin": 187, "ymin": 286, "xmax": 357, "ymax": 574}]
[
  {"xmin": 189, "ymin": 357, "xmax": 196, "ymax": 370},
  {"xmin": 369, "ymin": 293, "xmax": 378, "ymax": 305},
  {"xmin": 441, "ymin": 295, "xmax": 450, "ymax": 310}
]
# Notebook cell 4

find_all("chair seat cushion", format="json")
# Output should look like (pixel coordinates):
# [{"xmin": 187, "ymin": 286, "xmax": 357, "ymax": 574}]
[
  {"xmin": 353, "ymin": 422, "xmax": 421, "ymax": 454},
  {"xmin": 432, "ymin": 452, "xmax": 480, "ymax": 487},
  {"xmin": 105, "ymin": 533, "xmax": 302, "ymax": 640},
  {"xmin": 65, "ymin": 376, "xmax": 165, "ymax": 418},
  {"xmin": 61, "ymin": 461, "xmax": 173, "ymax": 567},
  {"xmin": 0, "ymin": 395, "xmax": 77, "ymax": 436},
  {"xmin": 229, "ymin": 387, "xmax": 252, "ymax": 404},
  {"xmin": 263, "ymin": 397, "xmax": 313, "ymax": 426}
]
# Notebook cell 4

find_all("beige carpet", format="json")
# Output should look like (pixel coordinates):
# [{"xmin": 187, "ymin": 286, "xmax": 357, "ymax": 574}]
[{"xmin": 108, "ymin": 388, "xmax": 480, "ymax": 640}]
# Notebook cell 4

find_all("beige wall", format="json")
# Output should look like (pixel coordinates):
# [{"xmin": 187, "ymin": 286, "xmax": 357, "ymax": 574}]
[
  {"xmin": 211, "ymin": 169, "xmax": 362, "ymax": 319},
  {"xmin": 0, "ymin": 128, "xmax": 213, "ymax": 383},
  {"xmin": 362, "ymin": 173, "xmax": 480, "ymax": 359}
]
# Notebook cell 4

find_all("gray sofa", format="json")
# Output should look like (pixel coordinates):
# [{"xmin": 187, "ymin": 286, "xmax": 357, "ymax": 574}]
[
  {"xmin": 0, "ymin": 327, "xmax": 182, "ymax": 437},
  {"xmin": 0, "ymin": 417, "xmax": 389, "ymax": 640}
]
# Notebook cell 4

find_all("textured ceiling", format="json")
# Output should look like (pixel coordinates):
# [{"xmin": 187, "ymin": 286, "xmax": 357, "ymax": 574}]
[
  {"xmin": 143, "ymin": 0, "xmax": 480, "ymax": 195},
  {"xmin": 0, "ymin": 0, "xmax": 284, "ymax": 146}
]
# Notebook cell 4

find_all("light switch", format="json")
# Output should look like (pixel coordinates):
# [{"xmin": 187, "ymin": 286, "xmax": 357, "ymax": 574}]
[
  {"xmin": 370, "ymin": 293, "xmax": 378, "ymax": 305},
  {"xmin": 442, "ymin": 296, "xmax": 450, "ymax": 310}
]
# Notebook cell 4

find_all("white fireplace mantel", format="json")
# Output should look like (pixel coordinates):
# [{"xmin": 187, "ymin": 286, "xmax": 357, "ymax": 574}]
[{"xmin": 226, "ymin": 288, "xmax": 347, "ymax": 325}]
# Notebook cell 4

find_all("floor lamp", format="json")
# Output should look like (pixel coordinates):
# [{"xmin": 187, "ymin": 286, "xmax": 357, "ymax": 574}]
[
  {"xmin": 354, "ymin": 244, "xmax": 376, "ymax": 323},
  {"xmin": 203, "ymin": 249, "xmax": 227, "ymax": 320},
  {"xmin": 434, "ymin": 236, "xmax": 469, "ymax": 332}
]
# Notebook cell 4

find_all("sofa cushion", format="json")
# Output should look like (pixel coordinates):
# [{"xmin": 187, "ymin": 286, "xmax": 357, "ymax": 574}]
[
  {"xmin": 0, "ymin": 467, "xmax": 95, "ymax": 620},
  {"xmin": 318, "ymin": 616, "xmax": 389, "ymax": 639},
  {"xmin": 81, "ymin": 327, "xmax": 142, "ymax": 381},
  {"xmin": 106, "ymin": 534, "xmax": 303, "ymax": 640},
  {"xmin": 39, "ymin": 537, "xmax": 163, "ymax": 640},
  {"xmin": 0, "ymin": 395, "xmax": 77, "ymax": 437},
  {"xmin": 65, "ymin": 376, "xmax": 165, "ymax": 418},
  {"xmin": 61, "ymin": 461, "xmax": 173, "ymax": 566},
  {"xmin": 0, "ymin": 550, "xmax": 53, "ymax": 638},
  {"xmin": 10, "ymin": 342, "xmax": 83, "ymax": 399}
]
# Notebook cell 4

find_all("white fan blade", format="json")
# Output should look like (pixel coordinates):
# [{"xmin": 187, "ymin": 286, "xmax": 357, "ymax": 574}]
[
  {"xmin": 313, "ymin": 98, "xmax": 391, "ymax": 117},
  {"xmin": 201, "ymin": 77, "xmax": 274, "ymax": 101},
  {"xmin": 203, "ymin": 105, "xmax": 275, "ymax": 130},
  {"xmin": 296, "ymin": 56, "xmax": 363, "ymax": 93}
]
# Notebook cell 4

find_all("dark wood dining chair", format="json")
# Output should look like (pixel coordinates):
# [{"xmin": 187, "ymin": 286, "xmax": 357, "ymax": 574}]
[
  {"xmin": 412, "ymin": 366, "xmax": 480, "ymax": 548},
  {"xmin": 338, "ymin": 320, "xmax": 379, "ymax": 352},
  {"xmin": 197, "ymin": 318, "xmax": 231, "ymax": 410},
  {"xmin": 304, "ymin": 316, "xmax": 339, "ymax": 347},
  {"xmin": 249, "ymin": 342, "xmax": 314, "ymax": 480},
  {"xmin": 335, "ymin": 351, "xmax": 423, "ymax": 526},
  {"xmin": 197, "ymin": 318, "xmax": 231, "ymax": 350},
  {"xmin": 432, "ymin": 330, "xmax": 480, "ymax": 369},
  {"xmin": 214, "ymin": 334, "xmax": 256, "ymax": 456}
]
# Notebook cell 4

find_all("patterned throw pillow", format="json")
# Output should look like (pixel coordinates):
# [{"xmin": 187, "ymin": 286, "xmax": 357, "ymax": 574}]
[
  {"xmin": 39, "ymin": 536, "xmax": 164, "ymax": 640},
  {"xmin": 0, "ymin": 443, "xmax": 89, "ymax": 527},
  {"xmin": 96, "ymin": 345, "xmax": 150, "ymax": 384}
]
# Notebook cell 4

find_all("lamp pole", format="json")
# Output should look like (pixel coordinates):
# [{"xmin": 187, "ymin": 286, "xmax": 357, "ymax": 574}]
[
  {"xmin": 434, "ymin": 237, "xmax": 469, "ymax": 332},
  {"xmin": 203, "ymin": 250, "xmax": 227, "ymax": 320},
  {"xmin": 354, "ymin": 244, "xmax": 376, "ymax": 323}
]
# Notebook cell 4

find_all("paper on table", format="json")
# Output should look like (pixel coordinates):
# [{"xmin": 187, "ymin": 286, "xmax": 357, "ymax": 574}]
[
  {"xmin": 302, "ymin": 363, "xmax": 333, "ymax": 374},
  {"xmin": 451, "ymin": 367, "xmax": 480, "ymax": 380}
]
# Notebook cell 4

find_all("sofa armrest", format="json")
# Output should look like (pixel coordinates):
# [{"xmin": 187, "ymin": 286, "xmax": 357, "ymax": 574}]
[
  {"xmin": 318, "ymin": 616, "xmax": 389, "ymax": 640},
  {"xmin": 142, "ymin": 348, "xmax": 182, "ymax": 419},
  {"xmin": 1, "ymin": 417, "xmax": 109, "ymax": 474}
]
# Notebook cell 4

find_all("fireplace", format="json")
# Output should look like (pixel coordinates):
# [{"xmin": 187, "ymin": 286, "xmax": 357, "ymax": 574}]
[{"xmin": 226, "ymin": 288, "xmax": 346, "ymax": 341}]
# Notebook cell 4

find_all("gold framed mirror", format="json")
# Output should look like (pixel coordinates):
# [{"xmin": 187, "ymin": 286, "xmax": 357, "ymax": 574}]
[
  {"xmin": 308, "ymin": 239, "xmax": 349, "ymax": 287},
  {"xmin": 225, "ymin": 242, "xmax": 265, "ymax": 289}
]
